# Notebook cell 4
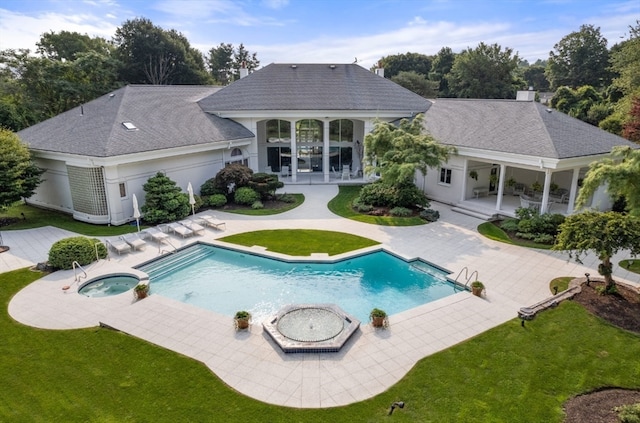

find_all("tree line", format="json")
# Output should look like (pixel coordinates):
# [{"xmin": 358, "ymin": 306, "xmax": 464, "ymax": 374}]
[
  {"xmin": 377, "ymin": 22, "xmax": 639, "ymax": 141},
  {"xmin": 0, "ymin": 17, "xmax": 259, "ymax": 131},
  {"xmin": 1, "ymin": 18, "xmax": 638, "ymax": 142}
]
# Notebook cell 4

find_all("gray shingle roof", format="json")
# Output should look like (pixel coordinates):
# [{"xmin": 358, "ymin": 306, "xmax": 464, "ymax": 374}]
[
  {"xmin": 198, "ymin": 63, "xmax": 431, "ymax": 112},
  {"xmin": 19, "ymin": 85, "xmax": 254, "ymax": 157},
  {"xmin": 423, "ymin": 99, "xmax": 637, "ymax": 159}
]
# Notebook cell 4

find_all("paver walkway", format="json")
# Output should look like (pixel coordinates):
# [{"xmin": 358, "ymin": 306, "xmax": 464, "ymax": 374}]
[{"xmin": 5, "ymin": 185, "xmax": 639, "ymax": 408}]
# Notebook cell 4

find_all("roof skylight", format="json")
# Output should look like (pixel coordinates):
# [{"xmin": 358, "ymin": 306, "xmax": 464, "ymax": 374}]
[{"xmin": 122, "ymin": 122, "xmax": 137, "ymax": 131}]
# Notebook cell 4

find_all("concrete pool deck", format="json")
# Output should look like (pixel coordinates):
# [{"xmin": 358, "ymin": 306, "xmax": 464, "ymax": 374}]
[{"xmin": 5, "ymin": 185, "xmax": 640, "ymax": 408}]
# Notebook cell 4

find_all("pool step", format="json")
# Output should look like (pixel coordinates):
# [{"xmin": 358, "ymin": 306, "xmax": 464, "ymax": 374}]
[{"xmin": 139, "ymin": 245, "xmax": 215, "ymax": 280}]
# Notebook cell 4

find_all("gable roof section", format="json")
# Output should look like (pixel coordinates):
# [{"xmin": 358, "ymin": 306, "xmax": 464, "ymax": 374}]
[
  {"xmin": 19, "ymin": 85, "xmax": 254, "ymax": 157},
  {"xmin": 198, "ymin": 63, "xmax": 430, "ymax": 113},
  {"xmin": 423, "ymin": 99, "xmax": 637, "ymax": 159}
]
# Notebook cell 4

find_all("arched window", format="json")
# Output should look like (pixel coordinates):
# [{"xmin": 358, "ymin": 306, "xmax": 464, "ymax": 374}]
[
  {"xmin": 225, "ymin": 148, "xmax": 248, "ymax": 167},
  {"xmin": 296, "ymin": 119, "xmax": 322, "ymax": 143},
  {"xmin": 329, "ymin": 119, "xmax": 353, "ymax": 142},
  {"xmin": 266, "ymin": 119, "xmax": 291, "ymax": 143}
]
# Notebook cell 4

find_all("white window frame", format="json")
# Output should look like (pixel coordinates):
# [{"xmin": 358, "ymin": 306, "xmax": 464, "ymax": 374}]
[{"xmin": 439, "ymin": 167, "xmax": 452, "ymax": 185}]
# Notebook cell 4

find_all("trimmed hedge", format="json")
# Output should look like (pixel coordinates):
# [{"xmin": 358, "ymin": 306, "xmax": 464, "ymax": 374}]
[
  {"xmin": 234, "ymin": 187, "xmax": 260, "ymax": 205},
  {"xmin": 48, "ymin": 236, "xmax": 107, "ymax": 270}
]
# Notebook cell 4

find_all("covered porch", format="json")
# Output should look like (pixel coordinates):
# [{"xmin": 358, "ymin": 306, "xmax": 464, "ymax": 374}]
[{"xmin": 453, "ymin": 193, "xmax": 571, "ymax": 220}]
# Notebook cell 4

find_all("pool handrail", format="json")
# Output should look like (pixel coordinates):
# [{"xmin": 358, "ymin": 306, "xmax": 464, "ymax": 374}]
[
  {"xmin": 453, "ymin": 266, "xmax": 479, "ymax": 288},
  {"xmin": 72, "ymin": 261, "xmax": 88, "ymax": 282}
]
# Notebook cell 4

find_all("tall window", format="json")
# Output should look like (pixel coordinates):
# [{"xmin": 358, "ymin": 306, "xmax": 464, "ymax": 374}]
[
  {"xmin": 329, "ymin": 119, "xmax": 353, "ymax": 142},
  {"xmin": 266, "ymin": 120, "xmax": 291, "ymax": 143},
  {"xmin": 439, "ymin": 168, "xmax": 452, "ymax": 185},
  {"xmin": 296, "ymin": 119, "xmax": 322, "ymax": 143}
]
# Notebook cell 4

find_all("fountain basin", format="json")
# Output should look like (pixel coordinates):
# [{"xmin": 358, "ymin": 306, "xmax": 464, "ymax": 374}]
[{"xmin": 263, "ymin": 304, "xmax": 360, "ymax": 353}]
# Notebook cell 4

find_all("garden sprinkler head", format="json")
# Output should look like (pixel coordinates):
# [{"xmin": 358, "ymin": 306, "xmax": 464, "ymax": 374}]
[{"xmin": 388, "ymin": 401, "xmax": 405, "ymax": 415}]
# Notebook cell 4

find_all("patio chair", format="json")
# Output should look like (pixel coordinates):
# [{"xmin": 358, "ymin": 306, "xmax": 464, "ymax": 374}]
[
  {"xmin": 197, "ymin": 214, "xmax": 226, "ymax": 230},
  {"xmin": 341, "ymin": 167, "xmax": 351, "ymax": 181},
  {"xmin": 179, "ymin": 220, "xmax": 205, "ymax": 236},
  {"xmin": 280, "ymin": 165, "xmax": 289, "ymax": 177},
  {"xmin": 167, "ymin": 222, "xmax": 194, "ymax": 238},
  {"xmin": 142, "ymin": 227, "xmax": 170, "ymax": 244},
  {"xmin": 105, "ymin": 238, "xmax": 131, "ymax": 255},
  {"xmin": 120, "ymin": 233, "xmax": 146, "ymax": 250}
]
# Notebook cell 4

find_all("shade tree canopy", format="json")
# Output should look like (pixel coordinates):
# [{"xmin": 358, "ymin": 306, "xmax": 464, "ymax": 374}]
[
  {"xmin": 553, "ymin": 211, "xmax": 640, "ymax": 291},
  {"xmin": 0, "ymin": 129, "xmax": 44, "ymax": 209}
]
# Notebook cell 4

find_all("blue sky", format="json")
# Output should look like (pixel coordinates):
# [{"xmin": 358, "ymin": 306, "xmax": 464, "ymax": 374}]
[{"xmin": 1, "ymin": 0, "xmax": 638, "ymax": 68}]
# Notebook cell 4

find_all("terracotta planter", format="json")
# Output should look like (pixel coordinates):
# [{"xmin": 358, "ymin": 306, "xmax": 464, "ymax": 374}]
[
  {"xmin": 371, "ymin": 316, "xmax": 386, "ymax": 328},
  {"xmin": 135, "ymin": 289, "xmax": 148, "ymax": 300},
  {"xmin": 235, "ymin": 318, "xmax": 250, "ymax": 329},
  {"xmin": 472, "ymin": 286, "xmax": 484, "ymax": 297}
]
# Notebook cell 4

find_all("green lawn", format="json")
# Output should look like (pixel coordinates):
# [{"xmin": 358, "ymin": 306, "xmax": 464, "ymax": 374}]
[
  {"xmin": 477, "ymin": 221, "xmax": 553, "ymax": 249},
  {"xmin": 220, "ymin": 229, "xmax": 379, "ymax": 255},
  {"xmin": 328, "ymin": 185, "xmax": 426, "ymax": 226},
  {"xmin": 2, "ymin": 267, "xmax": 639, "ymax": 422},
  {"xmin": 619, "ymin": 259, "xmax": 640, "ymax": 274}
]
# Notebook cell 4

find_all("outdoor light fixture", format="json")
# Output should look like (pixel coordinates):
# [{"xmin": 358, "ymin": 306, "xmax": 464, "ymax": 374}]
[
  {"xmin": 388, "ymin": 401, "xmax": 405, "ymax": 415},
  {"xmin": 585, "ymin": 273, "xmax": 591, "ymax": 286}
]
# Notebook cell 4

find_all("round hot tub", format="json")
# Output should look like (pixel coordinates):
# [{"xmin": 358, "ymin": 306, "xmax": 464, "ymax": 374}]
[{"xmin": 78, "ymin": 274, "xmax": 140, "ymax": 298}]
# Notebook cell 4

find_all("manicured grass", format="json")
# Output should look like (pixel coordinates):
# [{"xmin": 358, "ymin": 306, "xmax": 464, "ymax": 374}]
[
  {"xmin": 3, "ymin": 268, "xmax": 640, "ymax": 422},
  {"xmin": 222, "ymin": 194, "xmax": 304, "ymax": 215},
  {"xmin": 477, "ymin": 221, "xmax": 553, "ymax": 250},
  {"xmin": 619, "ymin": 259, "xmax": 640, "ymax": 274},
  {"xmin": 327, "ymin": 185, "xmax": 426, "ymax": 226},
  {"xmin": 549, "ymin": 276, "xmax": 574, "ymax": 293},
  {"xmin": 0, "ymin": 203, "xmax": 140, "ymax": 236},
  {"xmin": 220, "ymin": 229, "xmax": 379, "ymax": 255}
]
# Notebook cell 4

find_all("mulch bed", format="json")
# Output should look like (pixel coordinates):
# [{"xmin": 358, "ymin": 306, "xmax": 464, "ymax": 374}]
[{"xmin": 563, "ymin": 280, "xmax": 640, "ymax": 422}]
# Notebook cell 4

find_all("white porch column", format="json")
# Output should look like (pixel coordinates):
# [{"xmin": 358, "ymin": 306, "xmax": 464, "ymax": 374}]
[
  {"xmin": 540, "ymin": 169, "xmax": 552, "ymax": 213},
  {"xmin": 461, "ymin": 160, "xmax": 469, "ymax": 202},
  {"xmin": 495, "ymin": 164, "xmax": 506, "ymax": 211},
  {"xmin": 567, "ymin": 167, "xmax": 581, "ymax": 214},
  {"xmin": 290, "ymin": 119, "xmax": 297, "ymax": 182},
  {"xmin": 323, "ymin": 120, "xmax": 330, "ymax": 182}
]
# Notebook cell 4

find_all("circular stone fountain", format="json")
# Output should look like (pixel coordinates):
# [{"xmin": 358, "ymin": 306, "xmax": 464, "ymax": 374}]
[{"xmin": 263, "ymin": 304, "xmax": 360, "ymax": 353}]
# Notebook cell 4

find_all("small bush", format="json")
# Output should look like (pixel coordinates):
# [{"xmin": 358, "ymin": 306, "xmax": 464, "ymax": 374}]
[
  {"xmin": 200, "ymin": 177, "xmax": 222, "ymax": 197},
  {"xmin": 357, "ymin": 203, "xmax": 374, "ymax": 213},
  {"xmin": 390, "ymin": 207, "xmax": 412, "ymax": 217},
  {"xmin": 234, "ymin": 186, "xmax": 260, "ymax": 205},
  {"xmin": 359, "ymin": 181, "xmax": 428, "ymax": 208},
  {"xmin": 278, "ymin": 193, "xmax": 296, "ymax": 203},
  {"xmin": 419, "ymin": 208, "xmax": 440, "ymax": 222},
  {"xmin": 499, "ymin": 218, "xmax": 520, "ymax": 232},
  {"xmin": 251, "ymin": 200, "xmax": 264, "ymax": 209},
  {"xmin": 206, "ymin": 194, "xmax": 227, "ymax": 208},
  {"xmin": 248, "ymin": 172, "xmax": 284, "ymax": 200},
  {"xmin": 48, "ymin": 236, "xmax": 107, "ymax": 270},
  {"xmin": 615, "ymin": 402, "xmax": 640, "ymax": 423},
  {"xmin": 193, "ymin": 194, "xmax": 204, "ymax": 212}
]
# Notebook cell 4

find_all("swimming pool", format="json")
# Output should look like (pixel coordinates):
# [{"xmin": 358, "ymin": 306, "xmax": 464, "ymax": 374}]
[{"xmin": 137, "ymin": 243, "xmax": 460, "ymax": 322}]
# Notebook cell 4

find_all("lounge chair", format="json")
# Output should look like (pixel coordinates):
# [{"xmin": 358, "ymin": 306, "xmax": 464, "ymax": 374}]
[
  {"xmin": 121, "ymin": 233, "xmax": 146, "ymax": 250},
  {"xmin": 197, "ymin": 214, "xmax": 226, "ymax": 230},
  {"xmin": 105, "ymin": 238, "xmax": 131, "ymax": 255},
  {"xmin": 142, "ymin": 227, "xmax": 170, "ymax": 244},
  {"xmin": 179, "ymin": 220, "xmax": 205, "ymax": 236},
  {"xmin": 167, "ymin": 222, "xmax": 194, "ymax": 238}
]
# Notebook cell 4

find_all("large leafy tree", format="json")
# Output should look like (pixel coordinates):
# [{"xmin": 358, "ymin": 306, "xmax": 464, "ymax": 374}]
[
  {"xmin": 622, "ymin": 96, "xmax": 640, "ymax": 141},
  {"xmin": 522, "ymin": 64, "xmax": 550, "ymax": 92},
  {"xmin": 553, "ymin": 211, "xmax": 640, "ymax": 291},
  {"xmin": 364, "ymin": 113, "xmax": 456, "ymax": 185},
  {"xmin": 377, "ymin": 52, "xmax": 433, "ymax": 79},
  {"xmin": 0, "ymin": 129, "xmax": 44, "ymax": 209},
  {"xmin": 447, "ymin": 42, "xmax": 522, "ymax": 99},
  {"xmin": 391, "ymin": 71, "xmax": 438, "ymax": 98},
  {"xmin": 114, "ymin": 17, "xmax": 211, "ymax": 85},
  {"xmin": 550, "ymin": 85, "xmax": 611, "ymax": 126},
  {"xmin": 36, "ymin": 30, "xmax": 114, "ymax": 61},
  {"xmin": 428, "ymin": 47, "xmax": 456, "ymax": 98},
  {"xmin": 546, "ymin": 24, "xmax": 611, "ymax": 90},
  {"xmin": 140, "ymin": 172, "xmax": 190, "ymax": 224},
  {"xmin": 576, "ymin": 146, "xmax": 640, "ymax": 216}
]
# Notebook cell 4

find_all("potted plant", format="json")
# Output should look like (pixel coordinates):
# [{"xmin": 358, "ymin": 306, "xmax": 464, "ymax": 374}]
[
  {"xmin": 134, "ymin": 283, "xmax": 149, "ymax": 300},
  {"xmin": 550, "ymin": 182, "xmax": 559, "ymax": 193},
  {"xmin": 234, "ymin": 310, "xmax": 251, "ymax": 329},
  {"xmin": 370, "ymin": 308, "xmax": 387, "ymax": 328},
  {"xmin": 469, "ymin": 170, "xmax": 478, "ymax": 181},
  {"xmin": 470, "ymin": 281, "xmax": 485, "ymax": 297},
  {"xmin": 531, "ymin": 181, "xmax": 542, "ymax": 193}
]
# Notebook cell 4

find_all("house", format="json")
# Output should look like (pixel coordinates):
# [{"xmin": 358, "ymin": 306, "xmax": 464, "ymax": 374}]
[{"xmin": 18, "ymin": 63, "xmax": 637, "ymax": 225}]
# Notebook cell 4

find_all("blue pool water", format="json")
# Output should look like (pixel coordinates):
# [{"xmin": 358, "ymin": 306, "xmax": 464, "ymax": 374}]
[
  {"xmin": 78, "ymin": 274, "xmax": 139, "ymax": 298},
  {"xmin": 137, "ymin": 244, "xmax": 459, "ymax": 322}
]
